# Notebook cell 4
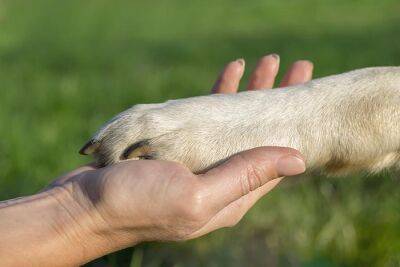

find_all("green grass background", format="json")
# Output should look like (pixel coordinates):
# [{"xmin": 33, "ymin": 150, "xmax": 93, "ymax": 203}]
[{"xmin": 1, "ymin": 0, "xmax": 400, "ymax": 266}]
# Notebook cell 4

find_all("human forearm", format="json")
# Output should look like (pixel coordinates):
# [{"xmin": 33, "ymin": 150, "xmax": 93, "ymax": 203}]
[{"xmin": 0, "ymin": 185, "xmax": 127, "ymax": 267}]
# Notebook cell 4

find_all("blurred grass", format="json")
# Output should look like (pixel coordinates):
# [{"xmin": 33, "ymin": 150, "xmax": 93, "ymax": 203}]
[{"xmin": 0, "ymin": 0, "xmax": 400, "ymax": 266}]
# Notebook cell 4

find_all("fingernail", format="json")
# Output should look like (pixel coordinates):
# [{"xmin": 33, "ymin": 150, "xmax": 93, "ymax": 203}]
[
  {"xmin": 236, "ymin": 58, "xmax": 245, "ymax": 66},
  {"xmin": 295, "ymin": 60, "xmax": 313, "ymax": 67},
  {"xmin": 271, "ymin": 53, "xmax": 279, "ymax": 59},
  {"xmin": 270, "ymin": 53, "xmax": 280, "ymax": 63},
  {"xmin": 276, "ymin": 154, "xmax": 306, "ymax": 176}
]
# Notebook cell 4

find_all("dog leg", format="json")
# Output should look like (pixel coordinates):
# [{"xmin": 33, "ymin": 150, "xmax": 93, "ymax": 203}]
[{"xmin": 80, "ymin": 67, "xmax": 400, "ymax": 175}]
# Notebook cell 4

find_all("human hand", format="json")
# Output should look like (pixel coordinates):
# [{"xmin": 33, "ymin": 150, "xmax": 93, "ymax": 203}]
[{"xmin": 50, "ymin": 147, "xmax": 305, "ymax": 245}]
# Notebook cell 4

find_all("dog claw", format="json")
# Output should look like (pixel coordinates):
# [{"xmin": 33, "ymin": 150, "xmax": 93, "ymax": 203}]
[
  {"xmin": 79, "ymin": 139, "xmax": 100, "ymax": 155},
  {"xmin": 122, "ymin": 140, "xmax": 154, "ymax": 160}
]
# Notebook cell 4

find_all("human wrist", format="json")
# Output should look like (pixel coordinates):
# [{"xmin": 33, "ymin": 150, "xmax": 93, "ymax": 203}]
[
  {"xmin": 44, "ymin": 180, "xmax": 143, "ymax": 264},
  {"xmin": 44, "ymin": 184, "xmax": 114, "ymax": 263}
]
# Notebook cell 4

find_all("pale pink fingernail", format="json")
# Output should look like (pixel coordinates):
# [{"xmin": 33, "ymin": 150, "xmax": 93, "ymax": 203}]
[
  {"xmin": 271, "ymin": 53, "xmax": 280, "ymax": 61},
  {"xmin": 236, "ymin": 58, "xmax": 245, "ymax": 66}
]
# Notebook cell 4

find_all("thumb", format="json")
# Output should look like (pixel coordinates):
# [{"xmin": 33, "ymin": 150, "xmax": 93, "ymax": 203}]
[{"xmin": 200, "ymin": 146, "xmax": 306, "ymax": 211}]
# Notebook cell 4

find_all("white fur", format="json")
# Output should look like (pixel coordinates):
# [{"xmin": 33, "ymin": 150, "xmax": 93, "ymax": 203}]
[{"xmin": 82, "ymin": 67, "xmax": 400, "ymax": 174}]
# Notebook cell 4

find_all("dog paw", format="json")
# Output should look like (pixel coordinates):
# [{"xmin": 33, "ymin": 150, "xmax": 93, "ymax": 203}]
[{"xmin": 80, "ymin": 99, "xmax": 224, "ymax": 172}]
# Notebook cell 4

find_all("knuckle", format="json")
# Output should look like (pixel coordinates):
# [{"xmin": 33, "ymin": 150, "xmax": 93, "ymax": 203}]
[
  {"xmin": 246, "ymin": 164, "xmax": 265, "ymax": 191},
  {"xmin": 232, "ymin": 153, "xmax": 265, "ymax": 195}
]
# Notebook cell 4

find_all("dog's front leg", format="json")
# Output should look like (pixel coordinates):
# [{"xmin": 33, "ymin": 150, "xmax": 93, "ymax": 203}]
[{"xmin": 81, "ymin": 67, "xmax": 400, "ymax": 175}]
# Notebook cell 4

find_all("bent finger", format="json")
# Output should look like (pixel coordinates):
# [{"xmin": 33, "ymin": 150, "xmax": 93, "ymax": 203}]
[
  {"xmin": 247, "ymin": 54, "xmax": 280, "ymax": 90},
  {"xmin": 279, "ymin": 60, "xmax": 313, "ymax": 87},
  {"xmin": 211, "ymin": 59, "xmax": 245, "ymax": 94}
]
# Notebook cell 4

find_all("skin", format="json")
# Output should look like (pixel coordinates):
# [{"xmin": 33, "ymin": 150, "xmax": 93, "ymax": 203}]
[{"xmin": 0, "ymin": 54, "xmax": 313, "ymax": 267}]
